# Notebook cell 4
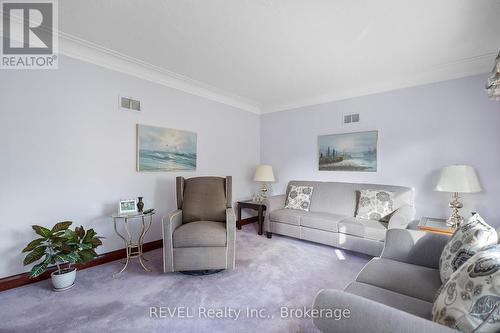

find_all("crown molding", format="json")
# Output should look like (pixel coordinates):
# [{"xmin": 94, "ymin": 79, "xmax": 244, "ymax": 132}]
[
  {"xmin": 261, "ymin": 52, "xmax": 496, "ymax": 114},
  {"xmin": 57, "ymin": 32, "xmax": 495, "ymax": 116},
  {"xmin": 58, "ymin": 32, "xmax": 261, "ymax": 114}
]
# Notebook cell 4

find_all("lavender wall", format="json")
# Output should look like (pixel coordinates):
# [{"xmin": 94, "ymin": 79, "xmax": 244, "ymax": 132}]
[
  {"xmin": 261, "ymin": 75, "xmax": 500, "ymax": 227},
  {"xmin": 0, "ymin": 56, "xmax": 260, "ymax": 278},
  {"xmin": 1, "ymin": 60, "xmax": 499, "ymax": 280}
]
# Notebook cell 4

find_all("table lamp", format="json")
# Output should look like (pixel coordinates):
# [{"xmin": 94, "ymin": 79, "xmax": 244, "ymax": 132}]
[
  {"xmin": 435, "ymin": 165, "xmax": 482, "ymax": 228},
  {"xmin": 254, "ymin": 165, "xmax": 275, "ymax": 201}
]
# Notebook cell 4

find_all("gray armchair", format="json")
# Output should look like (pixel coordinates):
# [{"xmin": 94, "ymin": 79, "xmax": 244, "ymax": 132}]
[{"xmin": 162, "ymin": 176, "xmax": 236, "ymax": 273}]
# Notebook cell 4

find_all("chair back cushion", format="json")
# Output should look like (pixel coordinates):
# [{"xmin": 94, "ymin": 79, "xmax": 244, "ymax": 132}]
[{"xmin": 180, "ymin": 177, "xmax": 228, "ymax": 223}]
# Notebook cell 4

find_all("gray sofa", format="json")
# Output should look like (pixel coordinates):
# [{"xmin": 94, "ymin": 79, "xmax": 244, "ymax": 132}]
[
  {"xmin": 263, "ymin": 181, "xmax": 415, "ymax": 256},
  {"xmin": 312, "ymin": 229, "xmax": 458, "ymax": 332}
]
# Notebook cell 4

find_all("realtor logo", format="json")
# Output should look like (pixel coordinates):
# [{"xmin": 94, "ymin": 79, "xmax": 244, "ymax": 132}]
[{"xmin": 1, "ymin": 0, "xmax": 58, "ymax": 69}]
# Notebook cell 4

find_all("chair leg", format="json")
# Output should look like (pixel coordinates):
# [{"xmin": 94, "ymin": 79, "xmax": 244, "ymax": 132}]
[{"xmin": 266, "ymin": 232, "xmax": 272, "ymax": 239}]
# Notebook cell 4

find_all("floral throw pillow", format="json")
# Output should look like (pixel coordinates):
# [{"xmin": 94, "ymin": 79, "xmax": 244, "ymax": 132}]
[
  {"xmin": 356, "ymin": 189, "xmax": 395, "ymax": 221},
  {"xmin": 285, "ymin": 185, "xmax": 314, "ymax": 211},
  {"xmin": 439, "ymin": 214, "xmax": 498, "ymax": 283},
  {"xmin": 432, "ymin": 244, "xmax": 500, "ymax": 333}
]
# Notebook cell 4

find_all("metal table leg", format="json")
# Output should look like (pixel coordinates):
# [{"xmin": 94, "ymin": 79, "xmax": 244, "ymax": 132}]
[
  {"xmin": 113, "ymin": 217, "xmax": 131, "ymax": 276},
  {"xmin": 137, "ymin": 215, "xmax": 152, "ymax": 272}
]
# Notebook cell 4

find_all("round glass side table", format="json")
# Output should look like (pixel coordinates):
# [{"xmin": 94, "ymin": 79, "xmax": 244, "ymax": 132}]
[{"xmin": 111, "ymin": 212, "xmax": 155, "ymax": 276}]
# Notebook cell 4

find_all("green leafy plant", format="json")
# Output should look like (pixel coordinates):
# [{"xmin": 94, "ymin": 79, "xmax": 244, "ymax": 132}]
[{"xmin": 22, "ymin": 221, "xmax": 103, "ymax": 278}]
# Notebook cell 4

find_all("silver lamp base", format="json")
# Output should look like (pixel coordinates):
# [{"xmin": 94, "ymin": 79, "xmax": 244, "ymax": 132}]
[
  {"xmin": 258, "ymin": 183, "xmax": 270, "ymax": 202},
  {"xmin": 446, "ymin": 192, "xmax": 464, "ymax": 228}
]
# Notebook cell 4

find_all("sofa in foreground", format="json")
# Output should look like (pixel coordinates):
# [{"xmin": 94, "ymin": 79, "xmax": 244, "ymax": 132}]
[
  {"xmin": 263, "ymin": 181, "xmax": 415, "ymax": 256},
  {"xmin": 312, "ymin": 228, "xmax": 458, "ymax": 332}
]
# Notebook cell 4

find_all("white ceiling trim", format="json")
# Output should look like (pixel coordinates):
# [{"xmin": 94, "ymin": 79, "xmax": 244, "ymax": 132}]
[
  {"xmin": 58, "ymin": 32, "xmax": 494, "ymax": 115},
  {"xmin": 262, "ymin": 53, "xmax": 495, "ymax": 114},
  {"xmin": 59, "ymin": 32, "xmax": 262, "ymax": 114}
]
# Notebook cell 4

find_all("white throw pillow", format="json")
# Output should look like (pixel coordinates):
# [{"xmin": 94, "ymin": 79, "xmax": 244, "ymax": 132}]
[
  {"xmin": 432, "ymin": 244, "xmax": 500, "ymax": 333},
  {"xmin": 356, "ymin": 189, "xmax": 395, "ymax": 221},
  {"xmin": 284, "ymin": 185, "xmax": 313, "ymax": 211},
  {"xmin": 439, "ymin": 214, "xmax": 498, "ymax": 283}
]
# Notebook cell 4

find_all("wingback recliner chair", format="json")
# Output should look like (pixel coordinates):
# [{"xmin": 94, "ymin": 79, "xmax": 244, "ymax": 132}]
[{"xmin": 162, "ymin": 176, "xmax": 236, "ymax": 273}]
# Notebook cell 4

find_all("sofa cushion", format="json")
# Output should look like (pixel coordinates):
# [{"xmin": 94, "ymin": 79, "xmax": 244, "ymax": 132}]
[
  {"xmin": 439, "ymin": 213, "xmax": 498, "ymax": 283},
  {"xmin": 356, "ymin": 189, "xmax": 395, "ymax": 221},
  {"xmin": 338, "ymin": 217, "xmax": 388, "ymax": 242},
  {"xmin": 300, "ymin": 212, "xmax": 347, "ymax": 232},
  {"xmin": 346, "ymin": 281, "xmax": 433, "ymax": 319},
  {"xmin": 356, "ymin": 258, "xmax": 442, "ymax": 303},
  {"xmin": 284, "ymin": 185, "xmax": 314, "ymax": 211},
  {"xmin": 270, "ymin": 209, "xmax": 347, "ymax": 231},
  {"xmin": 269, "ymin": 208, "xmax": 311, "ymax": 225},
  {"xmin": 173, "ymin": 221, "xmax": 226, "ymax": 248},
  {"xmin": 432, "ymin": 244, "xmax": 500, "ymax": 333}
]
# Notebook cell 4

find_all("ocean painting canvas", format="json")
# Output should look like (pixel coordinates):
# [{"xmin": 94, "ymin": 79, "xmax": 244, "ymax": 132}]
[
  {"xmin": 318, "ymin": 131, "xmax": 378, "ymax": 172},
  {"xmin": 137, "ymin": 124, "xmax": 197, "ymax": 171}
]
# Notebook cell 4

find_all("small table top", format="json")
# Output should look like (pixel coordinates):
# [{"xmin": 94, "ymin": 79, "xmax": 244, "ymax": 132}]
[
  {"xmin": 237, "ymin": 200, "xmax": 266, "ymax": 207},
  {"xmin": 112, "ymin": 211, "xmax": 155, "ymax": 219},
  {"xmin": 418, "ymin": 217, "xmax": 455, "ymax": 236}
]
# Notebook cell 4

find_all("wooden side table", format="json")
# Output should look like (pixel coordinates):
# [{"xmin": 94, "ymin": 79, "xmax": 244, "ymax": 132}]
[
  {"xmin": 237, "ymin": 200, "xmax": 266, "ymax": 235},
  {"xmin": 418, "ymin": 217, "xmax": 455, "ymax": 236}
]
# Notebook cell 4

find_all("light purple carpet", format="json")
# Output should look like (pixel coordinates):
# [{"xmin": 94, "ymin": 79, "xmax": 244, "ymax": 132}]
[{"xmin": 0, "ymin": 225, "xmax": 371, "ymax": 333}]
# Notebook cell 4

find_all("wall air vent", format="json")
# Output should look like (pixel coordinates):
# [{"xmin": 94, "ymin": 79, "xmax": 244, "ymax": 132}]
[
  {"xmin": 343, "ymin": 113, "xmax": 360, "ymax": 124},
  {"xmin": 120, "ymin": 96, "xmax": 141, "ymax": 111}
]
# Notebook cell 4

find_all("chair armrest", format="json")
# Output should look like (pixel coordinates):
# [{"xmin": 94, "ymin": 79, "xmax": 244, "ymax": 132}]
[
  {"xmin": 162, "ymin": 210, "xmax": 182, "ymax": 272},
  {"xmin": 381, "ymin": 229, "xmax": 450, "ymax": 269},
  {"xmin": 262, "ymin": 194, "xmax": 286, "ymax": 232},
  {"xmin": 388, "ymin": 204, "xmax": 415, "ymax": 229},
  {"xmin": 312, "ymin": 289, "xmax": 457, "ymax": 333},
  {"xmin": 226, "ymin": 208, "xmax": 236, "ymax": 269}
]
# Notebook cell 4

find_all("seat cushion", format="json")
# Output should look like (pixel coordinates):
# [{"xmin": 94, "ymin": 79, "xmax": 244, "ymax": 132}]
[
  {"xmin": 338, "ymin": 217, "xmax": 388, "ymax": 242},
  {"xmin": 300, "ymin": 212, "xmax": 348, "ymax": 232},
  {"xmin": 269, "ymin": 209, "xmax": 347, "ymax": 231},
  {"xmin": 356, "ymin": 258, "xmax": 442, "ymax": 303},
  {"xmin": 269, "ymin": 208, "xmax": 308, "ymax": 226},
  {"xmin": 345, "ymin": 281, "xmax": 433, "ymax": 319},
  {"xmin": 173, "ymin": 221, "xmax": 226, "ymax": 248}
]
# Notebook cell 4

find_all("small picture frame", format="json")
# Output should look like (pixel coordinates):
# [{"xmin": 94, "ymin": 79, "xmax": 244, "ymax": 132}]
[{"xmin": 119, "ymin": 199, "xmax": 137, "ymax": 215}]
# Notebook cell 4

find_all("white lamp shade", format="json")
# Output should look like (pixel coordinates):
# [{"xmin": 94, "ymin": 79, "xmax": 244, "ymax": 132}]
[
  {"xmin": 254, "ymin": 165, "xmax": 275, "ymax": 182},
  {"xmin": 435, "ymin": 165, "xmax": 482, "ymax": 193}
]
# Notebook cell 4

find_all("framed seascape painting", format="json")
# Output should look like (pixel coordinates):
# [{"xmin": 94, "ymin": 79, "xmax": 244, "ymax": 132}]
[
  {"xmin": 318, "ymin": 130, "xmax": 378, "ymax": 172},
  {"xmin": 137, "ymin": 124, "xmax": 197, "ymax": 171}
]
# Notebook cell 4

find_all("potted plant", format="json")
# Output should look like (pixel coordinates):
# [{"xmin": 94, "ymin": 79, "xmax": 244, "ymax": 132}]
[{"xmin": 22, "ymin": 221, "xmax": 103, "ymax": 291}]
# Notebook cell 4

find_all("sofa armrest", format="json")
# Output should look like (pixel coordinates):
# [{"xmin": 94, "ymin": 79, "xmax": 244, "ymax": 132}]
[
  {"xmin": 226, "ymin": 208, "xmax": 236, "ymax": 269},
  {"xmin": 388, "ymin": 204, "xmax": 415, "ymax": 229},
  {"xmin": 312, "ymin": 289, "xmax": 457, "ymax": 333},
  {"xmin": 162, "ymin": 210, "xmax": 183, "ymax": 272},
  {"xmin": 263, "ymin": 194, "xmax": 286, "ymax": 232},
  {"xmin": 381, "ymin": 229, "xmax": 450, "ymax": 269}
]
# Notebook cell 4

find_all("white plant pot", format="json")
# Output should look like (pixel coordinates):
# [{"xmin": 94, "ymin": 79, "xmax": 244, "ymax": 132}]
[{"xmin": 51, "ymin": 268, "xmax": 76, "ymax": 291}]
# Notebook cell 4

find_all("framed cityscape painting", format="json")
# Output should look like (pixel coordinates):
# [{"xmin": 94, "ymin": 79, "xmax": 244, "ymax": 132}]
[
  {"xmin": 137, "ymin": 124, "xmax": 197, "ymax": 171},
  {"xmin": 318, "ymin": 130, "xmax": 378, "ymax": 172}
]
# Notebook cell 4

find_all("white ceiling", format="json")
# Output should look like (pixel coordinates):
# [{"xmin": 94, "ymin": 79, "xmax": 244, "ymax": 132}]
[{"xmin": 59, "ymin": 0, "xmax": 500, "ymax": 113}]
